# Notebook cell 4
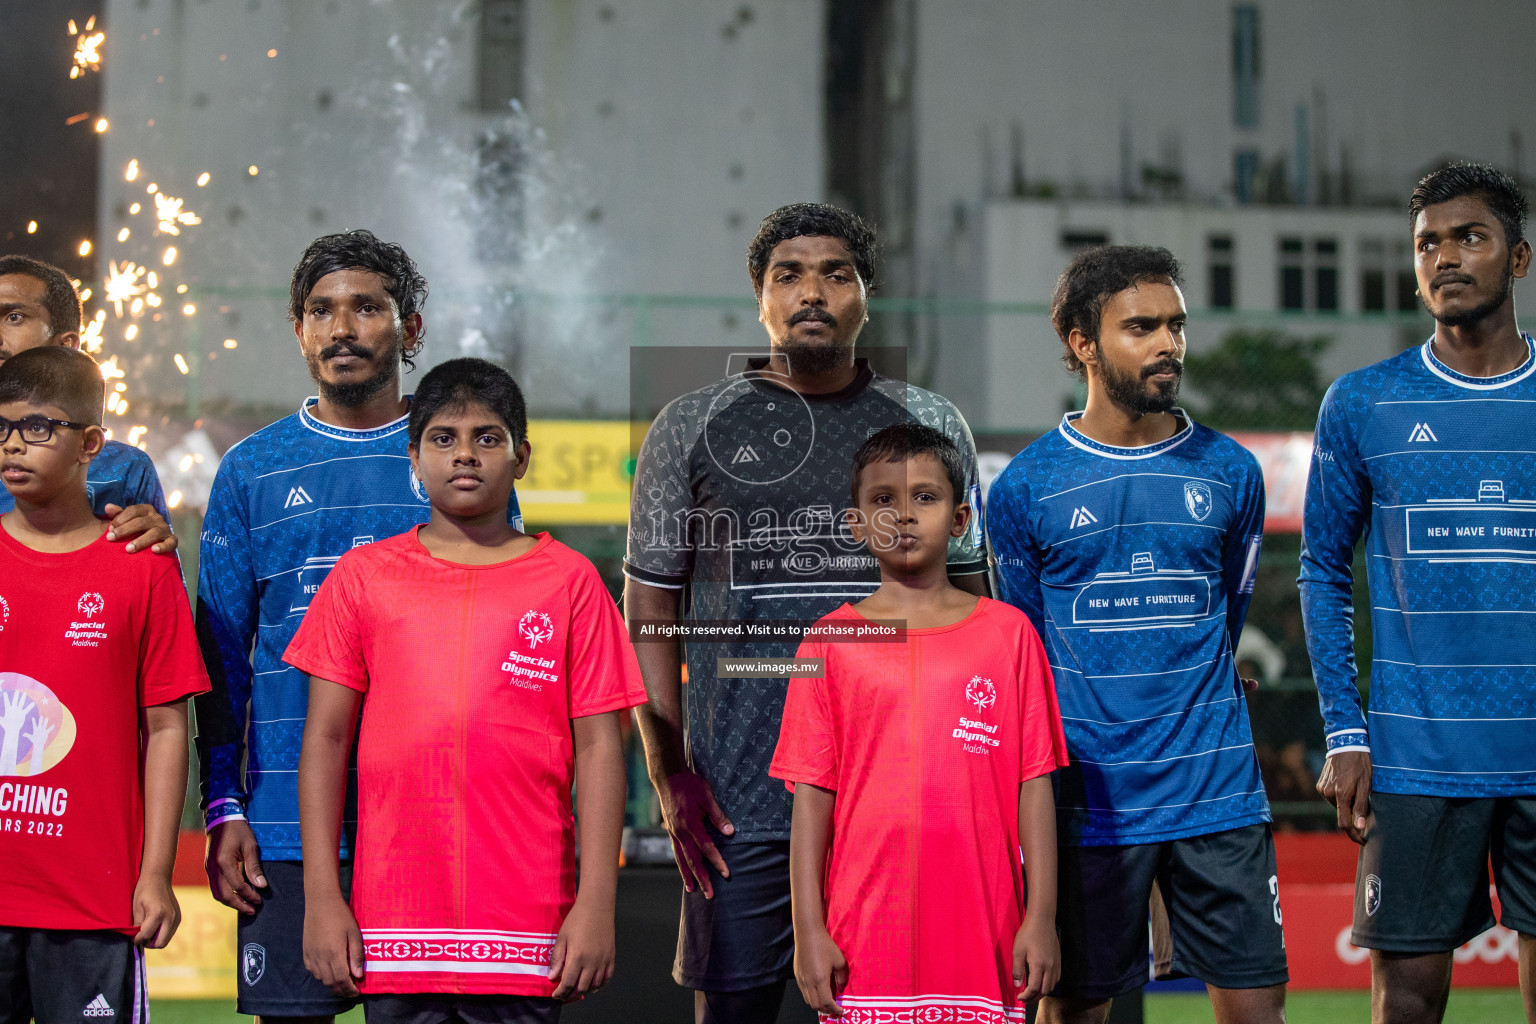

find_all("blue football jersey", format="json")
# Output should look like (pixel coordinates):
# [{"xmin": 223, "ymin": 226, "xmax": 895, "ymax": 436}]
[
  {"xmin": 194, "ymin": 398, "xmax": 523, "ymax": 858},
  {"xmin": 0, "ymin": 439, "xmax": 168, "ymax": 519},
  {"xmin": 988, "ymin": 412, "xmax": 1269, "ymax": 845},
  {"xmin": 1300, "ymin": 334, "xmax": 1536, "ymax": 797}
]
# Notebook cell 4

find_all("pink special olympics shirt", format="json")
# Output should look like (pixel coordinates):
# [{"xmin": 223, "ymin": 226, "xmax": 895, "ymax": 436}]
[
  {"xmin": 771, "ymin": 598, "xmax": 1068, "ymax": 1024},
  {"xmin": 284, "ymin": 529, "xmax": 647, "ymax": 996},
  {"xmin": 0, "ymin": 521, "xmax": 209, "ymax": 934}
]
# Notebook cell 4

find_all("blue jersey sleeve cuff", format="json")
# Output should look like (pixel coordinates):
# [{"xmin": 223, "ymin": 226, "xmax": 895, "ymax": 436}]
[
  {"xmin": 1325, "ymin": 729, "xmax": 1369, "ymax": 755},
  {"xmin": 205, "ymin": 797, "xmax": 248, "ymax": 830}
]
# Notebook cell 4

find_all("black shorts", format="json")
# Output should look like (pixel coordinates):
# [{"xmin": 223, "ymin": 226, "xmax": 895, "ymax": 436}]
[
  {"xmin": 364, "ymin": 994, "xmax": 560, "ymax": 1024},
  {"xmin": 0, "ymin": 927, "xmax": 147, "ymax": 1024},
  {"xmin": 1353, "ymin": 791, "xmax": 1536, "ymax": 952},
  {"xmin": 1056, "ymin": 823, "xmax": 1289, "ymax": 999},
  {"xmin": 674, "ymin": 840, "xmax": 794, "ymax": 992},
  {"xmin": 238, "ymin": 859, "xmax": 357, "ymax": 1016}
]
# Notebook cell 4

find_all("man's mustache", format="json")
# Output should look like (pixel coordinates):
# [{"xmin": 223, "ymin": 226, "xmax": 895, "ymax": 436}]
[
  {"xmin": 788, "ymin": 308, "xmax": 837, "ymax": 328},
  {"xmin": 1142, "ymin": 358, "xmax": 1183, "ymax": 380},
  {"xmin": 319, "ymin": 342, "xmax": 374, "ymax": 361}
]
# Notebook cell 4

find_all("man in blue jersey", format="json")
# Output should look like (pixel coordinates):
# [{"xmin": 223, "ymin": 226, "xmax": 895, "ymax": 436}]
[
  {"xmin": 194, "ymin": 230, "xmax": 521, "ymax": 1021},
  {"xmin": 988, "ymin": 246, "xmax": 1285, "ymax": 1024},
  {"xmin": 1302, "ymin": 163, "xmax": 1536, "ymax": 1024},
  {"xmin": 0, "ymin": 255, "xmax": 173, "ymax": 551}
]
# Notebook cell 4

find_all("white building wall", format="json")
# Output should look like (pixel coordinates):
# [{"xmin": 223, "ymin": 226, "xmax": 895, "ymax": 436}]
[{"xmin": 916, "ymin": 0, "xmax": 1536, "ymax": 429}]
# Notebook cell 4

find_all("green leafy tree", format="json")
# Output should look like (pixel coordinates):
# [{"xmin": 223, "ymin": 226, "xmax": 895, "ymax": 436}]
[{"xmin": 1182, "ymin": 328, "xmax": 1331, "ymax": 431}]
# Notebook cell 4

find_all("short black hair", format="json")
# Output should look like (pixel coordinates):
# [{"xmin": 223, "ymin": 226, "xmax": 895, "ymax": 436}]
[
  {"xmin": 850, "ymin": 422, "xmax": 967, "ymax": 507},
  {"xmin": 408, "ymin": 357, "xmax": 527, "ymax": 449},
  {"xmin": 1410, "ymin": 162, "xmax": 1528, "ymax": 247},
  {"xmin": 0, "ymin": 255, "xmax": 83, "ymax": 338},
  {"xmin": 1050, "ymin": 245, "xmax": 1183, "ymax": 377},
  {"xmin": 747, "ymin": 203, "xmax": 879, "ymax": 294},
  {"xmin": 289, "ymin": 230, "xmax": 429, "ymax": 369},
  {"xmin": 0, "ymin": 345, "xmax": 104, "ymax": 425}
]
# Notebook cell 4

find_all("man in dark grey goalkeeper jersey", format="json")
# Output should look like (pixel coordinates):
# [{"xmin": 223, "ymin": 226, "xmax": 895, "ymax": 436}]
[{"xmin": 624, "ymin": 203, "xmax": 989, "ymax": 1024}]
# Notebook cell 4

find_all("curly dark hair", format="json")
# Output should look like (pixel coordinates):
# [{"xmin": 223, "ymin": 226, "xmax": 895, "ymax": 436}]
[
  {"xmin": 289, "ymin": 230, "xmax": 429, "ymax": 370},
  {"xmin": 0, "ymin": 255, "xmax": 83, "ymax": 337},
  {"xmin": 1050, "ymin": 245, "xmax": 1184, "ymax": 377},
  {"xmin": 407, "ymin": 357, "xmax": 527, "ymax": 450},
  {"xmin": 746, "ymin": 203, "xmax": 879, "ymax": 294},
  {"xmin": 1410, "ymin": 162, "xmax": 1528, "ymax": 247},
  {"xmin": 850, "ymin": 421, "xmax": 967, "ymax": 507}
]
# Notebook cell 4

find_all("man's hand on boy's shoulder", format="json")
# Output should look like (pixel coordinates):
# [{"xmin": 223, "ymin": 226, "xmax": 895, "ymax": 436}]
[
  {"xmin": 104, "ymin": 503, "xmax": 177, "ymax": 554},
  {"xmin": 793, "ymin": 926, "xmax": 848, "ymax": 1018},
  {"xmin": 549, "ymin": 895, "xmax": 616, "ymax": 1001},
  {"xmin": 132, "ymin": 876, "xmax": 181, "ymax": 948},
  {"xmin": 304, "ymin": 889, "xmax": 366, "ymax": 997}
]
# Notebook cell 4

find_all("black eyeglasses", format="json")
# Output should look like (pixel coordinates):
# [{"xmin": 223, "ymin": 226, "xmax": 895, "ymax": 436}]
[{"xmin": 0, "ymin": 415, "xmax": 94, "ymax": 445}]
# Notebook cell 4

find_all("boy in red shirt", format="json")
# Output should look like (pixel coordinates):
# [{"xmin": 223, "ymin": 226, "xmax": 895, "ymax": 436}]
[
  {"xmin": 0, "ymin": 346, "xmax": 208, "ymax": 1020},
  {"xmin": 771, "ymin": 423, "xmax": 1069, "ymax": 1022},
  {"xmin": 288, "ymin": 357, "xmax": 646, "ymax": 1023}
]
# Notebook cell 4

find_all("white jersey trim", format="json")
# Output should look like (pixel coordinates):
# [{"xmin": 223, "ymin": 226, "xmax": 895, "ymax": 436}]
[
  {"xmin": 1057, "ymin": 409, "xmax": 1196, "ymax": 461},
  {"xmin": 298, "ymin": 397, "xmax": 411, "ymax": 441},
  {"xmin": 1419, "ymin": 334, "xmax": 1536, "ymax": 390}
]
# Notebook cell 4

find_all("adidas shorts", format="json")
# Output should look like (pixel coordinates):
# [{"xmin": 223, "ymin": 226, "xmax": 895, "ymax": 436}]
[
  {"xmin": 1352, "ymin": 791, "xmax": 1536, "ymax": 952},
  {"xmin": 0, "ymin": 926, "xmax": 147, "ymax": 1024}
]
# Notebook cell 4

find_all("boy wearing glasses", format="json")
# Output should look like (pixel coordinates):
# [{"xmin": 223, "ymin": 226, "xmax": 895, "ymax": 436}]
[{"xmin": 0, "ymin": 347, "xmax": 209, "ymax": 1019}]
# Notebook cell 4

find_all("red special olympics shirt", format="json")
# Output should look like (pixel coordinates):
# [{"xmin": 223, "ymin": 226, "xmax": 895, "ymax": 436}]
[
  {"xmin": 0, "ymin": 520, "xmax": 209, "ymax": 934},
  {"xmin": 284, "ymin": 529, "xmax": 647, "ymax": 996},
  {"xmin": 771, "ymin": 598, "xmax": 1068, "ymax": 1024}
]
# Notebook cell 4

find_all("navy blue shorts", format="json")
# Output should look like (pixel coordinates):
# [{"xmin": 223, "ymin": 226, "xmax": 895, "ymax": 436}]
[
  {"xmin": 1056, "ymin": 824, "xmax": 1289, "ymax": 999},
  {"xmin": 363, "ymin": 994, "xmax": 560, "ymax": 1024},
  {"xmin": 1353, "ymin": 792, "xmax": 1536, "ymax": 952},
  {"xmin": 237, "ymin": 859, "xmax": 357, "ymax": 1016},
  {"xmin": 673, "ymin": 840, "xmax": 794, "ymax": 992}
]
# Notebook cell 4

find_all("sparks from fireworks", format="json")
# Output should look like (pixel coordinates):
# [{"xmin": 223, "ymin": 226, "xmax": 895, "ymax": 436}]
[
  {"xmin": 153, "ymin": 192, "xmax": 201, "ymax": 235},
  {"xmin": 103, "ymin": 261, "xmax": 148, "ymax": 317},
  {"xmin": 68, "ymin": 18, "xmax": 103, "ymax": 79},
  {"xmin": 79, "ymin": 312, "xmax": 106, "ymax": 354}
]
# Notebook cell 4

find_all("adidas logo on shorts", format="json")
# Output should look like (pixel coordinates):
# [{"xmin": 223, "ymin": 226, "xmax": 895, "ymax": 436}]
[{"xmin": 83, "ymin": 994, "xmax": 115, "ymax": 1017}]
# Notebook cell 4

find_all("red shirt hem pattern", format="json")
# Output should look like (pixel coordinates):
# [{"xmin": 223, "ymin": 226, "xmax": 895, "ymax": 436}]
[{"xmin": 359, "ymin": 928, "xmax": 557, "ymax": 996}]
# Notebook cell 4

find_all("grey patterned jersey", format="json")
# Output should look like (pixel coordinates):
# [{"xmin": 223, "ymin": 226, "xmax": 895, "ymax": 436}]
[{"xmin": 624, "ymin": 359, "xmax": 986, "ymax": 841}]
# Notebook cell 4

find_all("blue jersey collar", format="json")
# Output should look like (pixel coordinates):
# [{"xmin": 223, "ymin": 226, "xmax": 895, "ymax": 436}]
[
  {"xmin": 1420, "ymin": 332, "xmax": 1536, "ymax": 390},
  {"xmin": 297, "ymin": 396, "xmax": 411, "ymax": 442},
  {"xmin": 1057, "ymin": 409, "xmax": 1195, "ymax": 460}
]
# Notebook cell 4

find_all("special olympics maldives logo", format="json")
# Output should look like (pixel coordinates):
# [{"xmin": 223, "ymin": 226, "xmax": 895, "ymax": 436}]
[
  {"xmin": 77, "ymin": 592, "xmax": 105, "ymax": 618},
  {"xmin": 0, "ymin": 673, "xmax": 76, "ymax": 777},
  {"xmin": 519, "ymin": 610, "xmax": 555, "ymax": 649},
  {"xmin": 965, "ymin": 675, "xmax": 996, "ymax": 712},
  {"xmin": 0, "ymin": 594, "xmax": 9, "ymax": 632}
]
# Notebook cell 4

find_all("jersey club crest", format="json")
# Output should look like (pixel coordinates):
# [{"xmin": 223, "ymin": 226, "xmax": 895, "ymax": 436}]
[{"xmin": 1183, "ymin": 481, "xmax": 1213, "ymax": 522}]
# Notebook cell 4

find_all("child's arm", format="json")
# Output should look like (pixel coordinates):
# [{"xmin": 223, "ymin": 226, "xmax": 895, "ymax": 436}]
[
  {"xmin": 134, "ymin": 699, "xmax": 190, "ymax": 948},
  {"xmin": 790, "ymin": 783, "xmax": 846, "ymax": 1018},
  {"xmin": 297, "ymin": 676, "xmax": 364, "ymax": 996},
  {"xmin": 1013, "ymin": 774, "xmax": 1060, "ymax": 1003},
  {"xmin": 550, "ymin": 710, "xmax": 626, "ymax": 1001}
]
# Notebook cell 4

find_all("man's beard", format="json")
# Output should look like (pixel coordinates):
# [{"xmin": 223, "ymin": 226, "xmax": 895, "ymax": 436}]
[
  {"xmin": 305, "ymin": 340, "xmax": 399, "ymax": 408},
  {"xmin": 1099, "ymin": 349, "xmax": 1182, "ymax": 415},
  {"xmin": 1425, "ymin": 257, "xmax": 1514, "ymax": 329},
  {"xmin": 778, "ymin": 338, "xmax": 853, "ymax": 376},
  {"xmin": 777, "ymin": 308, "xmax": 854, "ymax": 376}
]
